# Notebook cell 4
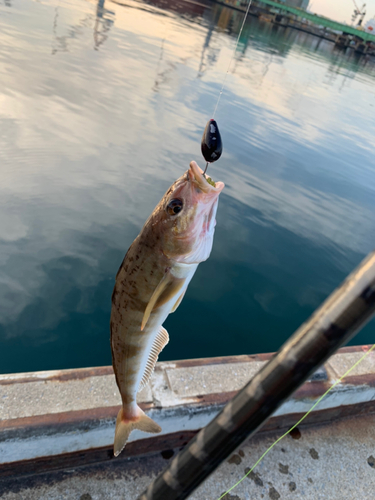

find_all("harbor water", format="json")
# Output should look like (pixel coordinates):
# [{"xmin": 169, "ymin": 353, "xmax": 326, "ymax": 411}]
[{"xmin": 1, "ymin": 0, "xmax": 375, "ymax": 374}]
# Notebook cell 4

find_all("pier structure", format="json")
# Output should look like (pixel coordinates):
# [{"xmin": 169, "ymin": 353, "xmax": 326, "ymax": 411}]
[
  {"xmin": 219, "ymin": 0, "xmax": 375, "ymax": 54},
  {"xmin": 1, "ymin": 346, "xmax": 375, "ymax": 499}
]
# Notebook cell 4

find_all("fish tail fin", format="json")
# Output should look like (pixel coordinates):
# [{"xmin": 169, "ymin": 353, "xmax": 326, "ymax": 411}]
[{"xmin": 114, "ymin": 406, "xmax": 161, "ymax": 457}]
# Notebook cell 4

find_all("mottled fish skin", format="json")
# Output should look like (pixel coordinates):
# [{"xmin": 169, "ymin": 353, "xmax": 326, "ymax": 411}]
[
  {"xmin": 111, "ymin": 234, "xmax": 194, "ymax": 407},
  {"xmin": 110, "ymin": 161, "xmax": 224, "ymax": 456}
]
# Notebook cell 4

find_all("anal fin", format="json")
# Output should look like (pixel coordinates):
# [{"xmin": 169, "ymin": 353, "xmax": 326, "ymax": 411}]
[{"xmin": 138, "ymin": 326, "xmax": 169, "ymax": 391}]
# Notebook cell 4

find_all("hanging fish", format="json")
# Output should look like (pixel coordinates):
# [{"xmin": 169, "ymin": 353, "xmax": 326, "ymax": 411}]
[
  {"xmin": 110, "ymin": 161, "xmax": 224, "ymax": 457},
  {"xmin": 201, "ymin": 119, "xmax": 223, "ymax": 164}
]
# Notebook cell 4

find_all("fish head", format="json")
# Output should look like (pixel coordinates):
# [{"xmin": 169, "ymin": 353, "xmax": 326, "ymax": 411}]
[{"xmin": 154, "ymin": 161, "xmax": 224, "ymax": 264}]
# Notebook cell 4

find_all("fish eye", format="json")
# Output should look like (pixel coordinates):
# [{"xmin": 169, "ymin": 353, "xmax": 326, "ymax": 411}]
[{"xmin": 166, "ymin": 199, "xmax": 183, "ymax": 216}]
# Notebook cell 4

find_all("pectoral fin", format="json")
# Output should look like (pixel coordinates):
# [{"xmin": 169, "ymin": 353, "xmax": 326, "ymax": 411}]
[
  {"xmin": 141, "ymin": 271, "xmax": 185, "ymax": 331},
  {"xmin": 171, "ymin": 289, "xmax": 186, "ymax": 313}
]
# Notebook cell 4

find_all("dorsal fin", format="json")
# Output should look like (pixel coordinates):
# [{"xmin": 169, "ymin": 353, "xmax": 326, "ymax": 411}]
[
  {"xmin": 141, "ymin": 271, "xmax": 184, "ymax": 331},
  {"xmin": 138, "ymin": 326, "xmax": 169, "ymax": 392}
]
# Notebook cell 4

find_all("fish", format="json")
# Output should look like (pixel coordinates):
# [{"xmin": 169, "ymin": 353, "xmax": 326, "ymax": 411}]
[{"xmin": 110, "ymin": 160, "xmax": 224, "ymax": 457}]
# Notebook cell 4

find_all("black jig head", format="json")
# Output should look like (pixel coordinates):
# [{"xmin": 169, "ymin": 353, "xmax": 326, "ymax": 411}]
[{"xmin": 201, "ymin": 119, "xmax": 223, "ymax": 164}]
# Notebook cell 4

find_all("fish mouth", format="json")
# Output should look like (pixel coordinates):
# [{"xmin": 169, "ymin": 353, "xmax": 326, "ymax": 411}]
[{"xmin": 189, "ymin": 161, "xmax": 225, "ymax": 194}]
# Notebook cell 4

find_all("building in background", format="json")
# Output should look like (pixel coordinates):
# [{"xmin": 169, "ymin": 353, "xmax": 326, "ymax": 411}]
[{"xmin": 283, "ymin": 0, "xmax": 309, "ymax": 10}]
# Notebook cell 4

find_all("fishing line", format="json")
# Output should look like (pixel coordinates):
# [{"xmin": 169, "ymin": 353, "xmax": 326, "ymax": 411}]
[
  {"xmin": 218, "ymin": 343, "xmax": 375, "ymax": 500},
  {"xmin": 201, "ymin": 0, "xmax": 253, "ymax": 174},
  {"xmin": 212, "ymin": 0, "xmax": 253, "ymax": 120}
]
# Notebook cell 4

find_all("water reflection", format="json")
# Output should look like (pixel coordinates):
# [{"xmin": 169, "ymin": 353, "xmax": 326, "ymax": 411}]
[
  {"xmin": 51, "ymin": 0, "xmax": 115, "ymax": 55},
  {"xmin": 197, "ymin": 17, "xmax": 217, "ymax": 78},
  {"xmin": 0, "ymin": 0, "xmax": 375, "ymax": 373},
  {"xmin": 93, "ymin": 0, "xmax": 115, "ymax": 50}
]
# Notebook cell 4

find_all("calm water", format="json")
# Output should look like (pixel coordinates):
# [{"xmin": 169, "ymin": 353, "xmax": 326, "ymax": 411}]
[{"xmin": 1, "ymin": 0, "xmax": 375, "ymax": 374}]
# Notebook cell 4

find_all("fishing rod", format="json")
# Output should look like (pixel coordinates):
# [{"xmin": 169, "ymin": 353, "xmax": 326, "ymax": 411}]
[
  {"xmin": 219, "ymin": 341, "xmax": 375, "ymax": 499},
  {"xmin": 138, "ymin": 249, "xmax": 375, "ymax": 500}
]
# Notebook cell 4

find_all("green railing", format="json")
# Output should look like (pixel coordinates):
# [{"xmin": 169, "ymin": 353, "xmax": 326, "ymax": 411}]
[{"xmin": 256, "ymin": 0, "xmax": 375, "ymax": 42}]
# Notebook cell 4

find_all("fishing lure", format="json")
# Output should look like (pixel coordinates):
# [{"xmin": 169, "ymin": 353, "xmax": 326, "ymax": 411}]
[{"xmin": 201, "ymin": 118, "xmax": 223, "ymax": 167}]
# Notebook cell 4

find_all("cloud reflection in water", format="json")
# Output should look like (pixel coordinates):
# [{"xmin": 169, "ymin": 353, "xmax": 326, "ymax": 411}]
[{"xmin": 0, "ymin": 0, "xmax": 375, "ymax": 373}]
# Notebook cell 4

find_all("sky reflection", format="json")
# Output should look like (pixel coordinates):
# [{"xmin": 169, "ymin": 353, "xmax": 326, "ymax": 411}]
[{"xmin": 1, "ymin": 0, "xmax": 375, "ymax": 373}]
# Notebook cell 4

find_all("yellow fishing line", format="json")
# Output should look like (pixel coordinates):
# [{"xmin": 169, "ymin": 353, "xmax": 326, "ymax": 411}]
[{"xmin": 218, "ymin": 344, "xmax": 375, "ymax": 500}]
